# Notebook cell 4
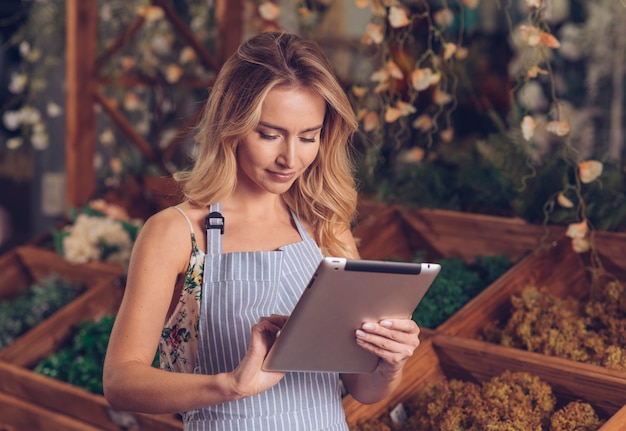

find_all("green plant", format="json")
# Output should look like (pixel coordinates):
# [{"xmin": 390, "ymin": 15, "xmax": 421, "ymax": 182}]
[
  {"xmin": 0, "ymin": 275, "xmax": 84, "ymax": 350},
  {"xmin": 34, "ymin": 314, "xmax": 115, "ymax": 394},
  {"xmin": 412, "ymin": 254, "xmax": 513, "ymax": 328}
]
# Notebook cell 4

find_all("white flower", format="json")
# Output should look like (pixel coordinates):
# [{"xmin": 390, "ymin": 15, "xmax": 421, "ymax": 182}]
[
  {"xmin": 46, "ymin": 102, "xmax": 63, "ymax": 117},
  {"xmin": 6, "ymin": 137, "xmax": 23, "ymax": 149},
  {"xmin": 9, "ymin": 72, "xmax": 27, "ymax": 94},
  {"xmin": 517, "ymin": 82, "xmax": 549, "ymax": 112},
  {"xmin": 31, "ymin": 127, "xmax": 49, "ymax": 150},
  {"xmin": 19, "ymin": 106, "xmax": 41, "ymax": 125},
  {"xmin": 19, "ymin": 41, "xmax": 30, "ymax": 57},
  {"xmin": 61, "ymin": 213, "xmax": 142, "ymax": 266},
  {"xmin": 3, "ymin": 110, "xmax": 22, "ymax": 130}
]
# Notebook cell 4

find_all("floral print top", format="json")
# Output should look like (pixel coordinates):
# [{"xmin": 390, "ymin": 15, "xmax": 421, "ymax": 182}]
[{"xmin": 159, "ymin": 208, "xmax": 204, "ymax": 374}]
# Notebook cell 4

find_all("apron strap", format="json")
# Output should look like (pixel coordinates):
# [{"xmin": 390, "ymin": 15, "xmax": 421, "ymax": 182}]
[{"xmin": 205, "ymin": 202, "xmax": 223, "ymax": 255}]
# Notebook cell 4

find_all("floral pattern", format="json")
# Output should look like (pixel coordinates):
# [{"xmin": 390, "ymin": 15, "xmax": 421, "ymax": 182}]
[{"xmin": 159, "ymin": 232, "xmax": 204, "ymax": 373}]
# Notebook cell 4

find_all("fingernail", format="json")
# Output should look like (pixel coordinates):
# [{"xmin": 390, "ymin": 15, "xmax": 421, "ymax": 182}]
[
  {"xmin": 380, "ymin": 320, "xmax": 392, "ymax": 327},
  {"xmin": 362, "ymin": 323, "xmax": 375, "ymax": 330},
  {"xmin": 355, "ymin": 329, "xmax": 366, "ymax": 337}
]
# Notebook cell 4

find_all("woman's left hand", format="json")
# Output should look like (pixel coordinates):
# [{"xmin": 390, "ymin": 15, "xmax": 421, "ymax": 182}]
[{"xmin": 355, "ymin": 318, "xmax": 420, "ymax": 375}]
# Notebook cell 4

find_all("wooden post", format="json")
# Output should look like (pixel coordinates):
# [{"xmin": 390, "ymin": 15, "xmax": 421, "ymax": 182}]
[
  {"xmin": 65, "ymin": 0, "xmax": 97, "ymax": 207},
  {"xmin": 216, "ymin": 0, "xmax": 243, "ymax": 65}
]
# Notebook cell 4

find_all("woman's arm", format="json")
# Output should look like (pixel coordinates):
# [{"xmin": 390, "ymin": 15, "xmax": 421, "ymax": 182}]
[{"xmin": 103, "ymin": 208, "xmax": 286, "ymax": 414}]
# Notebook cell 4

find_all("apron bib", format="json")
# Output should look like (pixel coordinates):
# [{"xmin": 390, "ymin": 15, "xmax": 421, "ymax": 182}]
[{"xmin": 183, "ymin": 203, "xmax": 349, "ymax": 431}]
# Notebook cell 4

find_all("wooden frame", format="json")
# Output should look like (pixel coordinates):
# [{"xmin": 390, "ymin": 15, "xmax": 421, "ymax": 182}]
[{"xmin": 65, "ymin": 0, "xmax": 243, "ymax": 207}]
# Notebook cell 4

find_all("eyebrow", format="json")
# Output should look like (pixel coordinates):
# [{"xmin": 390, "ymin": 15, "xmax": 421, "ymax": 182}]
[{"xmin": 258, "ymin": 121, "xmax": 324, "ymax": 134}]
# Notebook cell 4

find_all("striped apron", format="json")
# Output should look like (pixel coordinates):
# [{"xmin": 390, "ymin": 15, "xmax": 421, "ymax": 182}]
[{"xmin": 183, "ymin": 203, "xmax": 349, "ymax": 431}]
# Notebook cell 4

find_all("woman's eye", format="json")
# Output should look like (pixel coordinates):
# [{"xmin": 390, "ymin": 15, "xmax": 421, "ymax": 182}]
[
  {"xmin": 259, "ymin": 132, "xmax": 278, "ymax": 140},
  {"xmin": 300, "ymin": 137, "xmax": 317, "ymax": 143}
]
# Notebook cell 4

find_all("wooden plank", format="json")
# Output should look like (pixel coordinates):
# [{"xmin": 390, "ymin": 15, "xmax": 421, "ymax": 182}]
[
  {"xmin": 0, "ymin": 362, "xmax": 182, "ymax": 431},
  {"xmin": 65, "ymin": 0, "xmax": 98, "ymax": 207},
  {"xmin": 0, "ymin": 391, "xmax": 102, "ymax": 431},
  {"xmin": 0, "ymin": 281, "xmax": 122, "ymax": 367}
]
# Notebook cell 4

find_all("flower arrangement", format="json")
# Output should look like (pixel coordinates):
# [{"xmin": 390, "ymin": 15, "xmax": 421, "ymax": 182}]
[
  {"xmin": 52, "ymin": 199, "xmax": 143, "ymax": 268},
  {"xmin": 482, "ymin": 281, "xmax": 626, "ymax": 371},
  {"xmin": 351, "ymin": 370, "xmax": 605, "ymax": 430}
]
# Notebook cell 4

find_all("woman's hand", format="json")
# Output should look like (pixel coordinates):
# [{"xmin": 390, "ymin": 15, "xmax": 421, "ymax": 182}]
[
  {"xmin": 355, "ymin": 318, "xmax": 420, "ymax": 376},
  {"xmin": 229, "ymin": 315, "xmax": 288, "ymax": 399}
]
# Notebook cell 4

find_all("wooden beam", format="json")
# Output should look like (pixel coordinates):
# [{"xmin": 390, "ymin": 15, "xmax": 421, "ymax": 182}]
[
  {"xmin": 65, "ymin": 0, "xmax": 98, "ymax": 207},
  {"xmin": 216, "ymin": 0, "xmax": 243, "ymax": 65}
]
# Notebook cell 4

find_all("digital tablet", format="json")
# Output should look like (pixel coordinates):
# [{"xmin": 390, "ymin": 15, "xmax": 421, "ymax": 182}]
[{"xmin": 262, "ymin": 257, "xmax": 441, "ymax": 373}]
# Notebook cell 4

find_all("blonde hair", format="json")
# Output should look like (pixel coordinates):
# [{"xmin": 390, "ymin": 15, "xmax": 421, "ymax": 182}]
[{"xmin": 175, "ymin": 32, "xmax": 359, "ymax": 258}]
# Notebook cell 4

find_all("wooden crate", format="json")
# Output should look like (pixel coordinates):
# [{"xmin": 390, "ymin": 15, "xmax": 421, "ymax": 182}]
[
  {"xmin": 438, "ymin": 231, "xmax": 626, "ymax": 337},
  {"xmin": 0, "ymin": 277, "xmax": 183, "ymax": 431},
  {"xmin": 343, "ymin": 333, "xmax": 626, "ymax": 430},
  {"xmin": 0, "ymin": 391, "xmax": 101, "ymax": 431},
  {"xmin": 353, "ymin": 200, "xmax": 559, "ymax": 263},
  {"xmin": 0, "ymin": 245, "xmax": 123, "ymax": 296}
]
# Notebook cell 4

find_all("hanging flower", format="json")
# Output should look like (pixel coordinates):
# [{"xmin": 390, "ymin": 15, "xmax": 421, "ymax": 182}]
[
  {"xmin": 521, "ymin": 115, "xmax": 536, "ymax": 141},
  {"xmin": 7, "ymin": 137, "xmax": 23, "ymax": 150},
  {"xmin": 365, "ymin": 23, "xmax": 384, "ymax": 44},
  {"xmin": 411, "ymin": 68, "xmax": 440, "ymax": 91},
  {"xmin": 398, "ymin": 147, "xmax": 426, "ymax": 163},
  {"xmin": 519, "ymin": 25, "xmax": 560, "ymax": 48},
  {"xmin": 385, "ymin": 106, "xmax": 402, "ymax": 123},
  {"xmin": 557, "ymin": 192, "xmax": 574, "ymax": 208},
  {"xmin": 412, "ymin": 114, "xmax": 434, "ymax": 132},
  {"xmin": 433, "ymin": 8, "xmax": 454, "ymax": 28},
  {"xmin": 433, "ymin": 89, "xmax": 453, "ymax": 105},
  {"xmin": 258, "ymin": 1, "xmax": 281, "ymax": 21},
  {"xmin": 3, "ymin": 110, "xmax": 22, "ymax": 131},
  {"xmin": 396, "ymin": 100, "xmax": 416, "ymax": 116},
  {"xmin": 386, "ymin": 60, "xmax": 404, "ymax": 79},
  {"xmin": 443, "ymin": 43, "xmax": 457, "ymax": 61},
  {"xmin": 566, "ymin": 220, "xmax": 588, "ymax": 239},
  {"xmin": 546, "ymin": 121, "xmax": 570, "ymax": 137},
  {"xmin": 570, "ymin": 237, "xmax": 590, "ymax": 253},
  {"xmin": 352, "ymin": 86, "xmax": 368, "ymax": 97},
  {"xmin": 440, "ymin": 128, "xmax": 454, "ymax": 142},
  {"xmin": 578, "ymin": 160, "xmax": 603, "ymax": 183},
  {"xmin": 359, "ymin": 110, "xmax": 379, "ymax": 132},
  {"xmin": 388, "ymin": 5, "xmax": 410, "ymax": 28},
  {"xmin": 527, "ymin": 65, "xmax": 548, "ymax": 78}
]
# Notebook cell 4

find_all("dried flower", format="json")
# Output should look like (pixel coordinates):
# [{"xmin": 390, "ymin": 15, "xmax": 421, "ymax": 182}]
[
  {"xmin": 258, "ymin": 1, "xmax": 280, "ymax": 20},
  {"xmin": 388, "ymin": 5, "xmax": 410, "ymax": 28},
  {"xmin": 578, "ymin": 160, "xmax": 603, "ymax": 183},
  {"xmin": 566, "ymin": 220, "xmax": 588, "ymax": 239},
  {"xmin": 412, "ymin": 114, "xmax": 434, "ymax": 131},
  {"xmin": 411, "ymin": 68, "xmax": 440, "ymax": 91},
  {"xmin": 557, "ymin": 192, "xmax": 574, "ymax": 208},
  {"xmin": 365, "ymin": 23, "xmax": 384, "ymax": 44},
  {"xmin": 521, "ymin": 115, "xmax": 536, "ymax": 141}
]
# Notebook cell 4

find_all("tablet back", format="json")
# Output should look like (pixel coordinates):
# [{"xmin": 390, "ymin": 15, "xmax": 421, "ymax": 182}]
[{"xmin": 262, "ymin": 257, "xmax": 441, "ymax": 373}]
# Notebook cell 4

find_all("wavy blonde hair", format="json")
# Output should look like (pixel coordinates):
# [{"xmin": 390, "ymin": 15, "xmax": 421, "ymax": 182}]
[{"xmin": 174, "ymin": 32, "xmax": 359, "ymax": 258}]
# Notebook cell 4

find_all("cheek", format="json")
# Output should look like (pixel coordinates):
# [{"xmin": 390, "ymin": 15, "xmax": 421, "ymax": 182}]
[{"xmin": 303, "ymin": 144, "xmax": 321, "ymax": 167}]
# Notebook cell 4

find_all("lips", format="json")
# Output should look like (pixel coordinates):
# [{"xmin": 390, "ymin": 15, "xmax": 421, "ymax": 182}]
[{"xmin": 267, "ymin": 170, "xmax": 296, "ymax": 183}]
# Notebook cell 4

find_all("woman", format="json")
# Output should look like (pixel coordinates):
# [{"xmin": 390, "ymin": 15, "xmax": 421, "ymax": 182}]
[{"xmin": 103, "ymin": 31, "xmax": 420, "ymax": 430}]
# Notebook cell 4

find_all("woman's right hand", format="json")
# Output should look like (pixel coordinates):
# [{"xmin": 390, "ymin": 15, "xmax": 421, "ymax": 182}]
[{"xmin": 229, "ymin": 315, "xmax": 288, "ymax": 399}]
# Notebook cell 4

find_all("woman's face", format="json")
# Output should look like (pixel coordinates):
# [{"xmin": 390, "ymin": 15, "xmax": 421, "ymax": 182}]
[{"xmin": 237, "ymin": 86, "xmax": 326, "ymax": 196}]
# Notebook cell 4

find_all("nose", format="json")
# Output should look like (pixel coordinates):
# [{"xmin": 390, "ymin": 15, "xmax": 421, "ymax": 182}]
[{"xmin": 276, "ymin": 138, "xmax": 296, "ymax": 168}]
